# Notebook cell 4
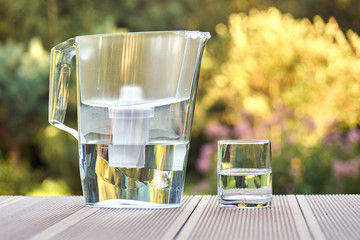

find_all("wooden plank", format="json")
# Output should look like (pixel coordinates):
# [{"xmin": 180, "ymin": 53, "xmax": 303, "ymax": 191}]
[
  {"xmin": 303, "ymin": 195, "xmax": 360, "ymax": 240},
  {"xmin": 0, "ymin": 195, "xmax": 25, "ymax": 208},
  {"xmin": 29, "ymin": 206, "xmax": 99, "ymax": 240},
  {"xmin": 0, "ymin": 196, "xmax": 85, "ymax": 240},
  {"xmin": 296, "ymin": 195, "xmax": 326, "ymax": 240},
  {"xmin": 1, "ymin": 195, "xmax": 359, "ymax": 240},
  {"xmin": 176, "ymin": 195, "xmax": 213, "ymax": 240},
  {"xmin": 161, "ymin": 195, "xmax": 202, "ymax": 240},
  {"xmin": 0, "ymin": 196, "xmax": 14, "ymax": 202},
  {"xmin": 177, "ymin": 195, "xmax": 308, "ymax": 240},
  {"xmin": 40, "ymin": 195, "xmax": 199, "ymax": 240},
  {"xmin": 286, "ymin": 195, "xmax": 312, "ymax": 240}
]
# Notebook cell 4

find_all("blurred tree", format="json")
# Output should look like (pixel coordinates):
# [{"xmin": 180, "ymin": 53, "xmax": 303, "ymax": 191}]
[
  {"xmin": 0, "ymin": 0, "xmax": 233, "ymax": 49},
  {"xmin": 196, "ymin": 8, "xmax": 360, "ymax": 139},
  {"xmin": 0, "ymin": 0, "xmax": 234, "ymax": 195},
  {"xmin": 1, "ymin": 0, "xmax": 358, "ymax": 49},
  {"xmin": 0, "ymin": 38, "xmax": 48, "ymax": 166},
  {"xmin": 227, "ymin": 0, "xmax": 360, "ymax": 34},
  {"xmin": 0, "ymin": 0, "xmax": 360, "ymax": 195},
  {"xmin": 193, "ymin": 8, "xmax": 360, "ymax": 194}
]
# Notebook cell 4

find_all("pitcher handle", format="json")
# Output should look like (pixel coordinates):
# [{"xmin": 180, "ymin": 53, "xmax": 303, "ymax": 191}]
[{"xmin": 49, "ymin": 38, "xmax": 78, "ymax": 140}]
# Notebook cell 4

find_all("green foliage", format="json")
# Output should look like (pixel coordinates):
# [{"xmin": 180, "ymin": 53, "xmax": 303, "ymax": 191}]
[
  {"xmin": 0, "ymin": 39, "xmax": 48, "ymax": 163},
  {"xmin": 1, "ymin": 0, "xmax": 360, "ymax": 196},
  {"xmin": 0, "ymin": 0, "xmax": 233, "ymax": 49},
  {"xmin": 197, "ymin": 8, "xmax": 360, "ymax": 140},
  {"xmin": 192, "ymin": 8, "xmax": 360, "ymax": 194},
  {"xmin": 0, "ymin": 160, "xmax": 38, "ymax": 194},
  {"xmin": 0, "ymin": 39, "xmax": 48, "ymax": 133},
  {"xmin": 35, "ymin": 126, "xmax": 81, "ymax": 194},
  {"xmin": 0, "ymin": 0, "xmax": 234, "ymax": 196},
  {"xmin": 27, "ymin": 178, "xmax": 72, "ymax": 196}
]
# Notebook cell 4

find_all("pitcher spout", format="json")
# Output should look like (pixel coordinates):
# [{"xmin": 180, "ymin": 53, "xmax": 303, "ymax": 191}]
[{"xmin": 182, "ymin": 31, "xmax": 211, "ymax": 43}]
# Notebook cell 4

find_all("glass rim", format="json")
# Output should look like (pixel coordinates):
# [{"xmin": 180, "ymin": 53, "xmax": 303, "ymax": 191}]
[
  {"xmin": 217, "ymin": 139, "xmax": 270, "ymax": 145},
  {"xmin": 75, "ymin": 30, "xmax": 211, "ymax": 39}
]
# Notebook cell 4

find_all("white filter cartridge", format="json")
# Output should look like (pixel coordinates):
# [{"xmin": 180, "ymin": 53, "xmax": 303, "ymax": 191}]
[
  {"xmin": 172, "ymin": 144, "xmax": 187, "ymax": 171},
  {"xmin": 108, "ymin": 86, "xmax": 154, "ymax": 168},
  {"xmin": 108, "ymin": 145, "xmax": 145, "ymax": 168}
]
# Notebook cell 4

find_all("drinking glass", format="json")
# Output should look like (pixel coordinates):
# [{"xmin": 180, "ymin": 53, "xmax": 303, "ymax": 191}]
[{"xmin": 217, "ymin": 140, "xmax": 272, "ymax": 208}]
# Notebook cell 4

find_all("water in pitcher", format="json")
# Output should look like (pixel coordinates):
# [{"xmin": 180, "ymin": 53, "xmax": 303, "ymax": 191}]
[{"xmin": 78, "ymin": 97, "xmax": 191, "ymax": 207}]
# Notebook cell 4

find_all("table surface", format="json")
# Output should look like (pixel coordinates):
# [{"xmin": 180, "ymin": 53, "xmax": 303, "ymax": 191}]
[{"xmin": 1, "ymin": 195, "xmax": 360, "ymax": 240}]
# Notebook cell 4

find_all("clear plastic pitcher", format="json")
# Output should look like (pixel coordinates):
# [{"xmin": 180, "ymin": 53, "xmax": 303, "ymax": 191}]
[{"xmin": 49, "ymin": 31, "xmax": 210, "ymax": 208}]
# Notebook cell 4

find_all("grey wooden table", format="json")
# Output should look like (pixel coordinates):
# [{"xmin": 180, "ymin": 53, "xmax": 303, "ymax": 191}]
[{"xmin": 1, "ymin": 195, "xmax": 359, "ymax": 240}]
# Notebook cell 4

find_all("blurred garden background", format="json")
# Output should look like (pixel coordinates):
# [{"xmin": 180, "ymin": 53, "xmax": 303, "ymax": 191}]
[{"xmin": 0, "ymin": 0, "xmax": 359, "ymax": 196}]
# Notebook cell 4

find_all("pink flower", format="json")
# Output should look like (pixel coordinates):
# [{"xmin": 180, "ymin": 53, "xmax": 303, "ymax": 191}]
[
  {"xmin": 322, "ymin": 131, "xmax": 341, "ymax": 145},
  {"xmin": 205, "ymin": 122, "xmax": 230, "ymax": 139},
  {"xmin": 301, "ymin": 118, "xmax": 316, "ymax": 131},
  {"xmin": 285, "ymin": 184, "xmax": 294, "ymax": 194},
  {"xmin": 346, "ymin": 128, "xmax": 360, "ymax": 144},
  {"xmin": 234, "ymin": 121, "xmax": 253, "ymax": 139},
  {"xmin": 196, "ymin": 144, "xmax": 214, "ymax": 173},
  {"xmin": 332, "ymin": 159, "xmax": 360, "ymax": 178},
  {"xmin": 190, "ymin": 180, "xmax": 211, "ymax": 193}
]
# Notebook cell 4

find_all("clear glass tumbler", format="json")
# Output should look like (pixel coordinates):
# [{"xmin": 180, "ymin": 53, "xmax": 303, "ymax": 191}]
[{"xmin": 217, "ymin": 140, "xmax": 272, "ymax": 208}]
